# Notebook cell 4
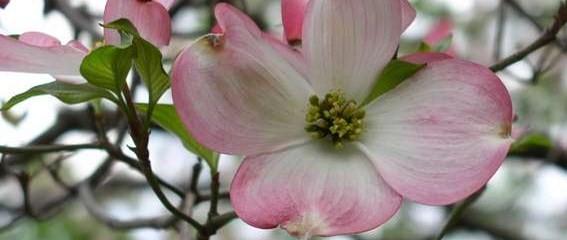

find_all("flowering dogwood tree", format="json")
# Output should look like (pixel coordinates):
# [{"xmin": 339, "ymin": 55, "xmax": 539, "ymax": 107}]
[{"xmin": 0, "ymin": 0, "xmax": 566, "ymax": 240}]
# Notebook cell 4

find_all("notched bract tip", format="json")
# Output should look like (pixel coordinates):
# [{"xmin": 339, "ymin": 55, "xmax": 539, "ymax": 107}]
[
  {"xmin": 206, "ymin": 34, "xmax": 225, "ymax": 49},
  {"xmin": 499, "ymin": 123, "xmax": 513, "ymax": 139}
]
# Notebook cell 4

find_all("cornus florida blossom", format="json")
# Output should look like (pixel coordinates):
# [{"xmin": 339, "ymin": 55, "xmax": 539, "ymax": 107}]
[
  {"xmin": 0, "ymin": 0, "xmax": 172, "ymax": 83},
  {"xmin": 171, "ymin": 1, "xmax": 513, "ymax": 239}
]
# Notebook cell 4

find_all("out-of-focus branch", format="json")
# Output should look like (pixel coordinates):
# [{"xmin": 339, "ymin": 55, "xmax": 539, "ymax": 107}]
[
  {"xmin": 509, "ymin": 145, "xmax": 567, "ymax": 170},
  {"xmin": 0, "ymin": 158, "xmax": 114, "ymax": 231},
  {"xmin": 79, "ymin": 183, "xmax": 177, "ymax": 230},
  {"xmin": 503, "ymin": 0, "xmax": 566, "ymax": 51},
  {"xmin": 433, "ymin": 187, "xmax": 486, "ymax": 240},
  {"xmin": 490, "ymin": 3, "xmax": 567, "ymax": 72},
  {"xmin": 494, "ymin": 2, "xmax": 507, "ymax": 61},
  {"xmin": 459, "ymin": 212, "xmax": 530, "ymax": 240},
  {"xmin": 51, "ymin": 0, "xmax": 102, "ymax": 38},
  {"xmin": 0, "ymin": 108, "xmax": 120, "ymax": 174},
  {"xmin": 0, "ymin": 143, "xmax": 104, "ymax": 154},
  {"xmin": 119, "ymin": 83, "xmax": 205, "ymax": 232},
  {"xmin": 103, "ymin": 144, "xmax": 186, "ymax": 198}
]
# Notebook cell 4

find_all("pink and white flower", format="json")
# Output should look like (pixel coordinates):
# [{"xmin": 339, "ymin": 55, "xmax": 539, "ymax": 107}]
[
  {"xmin": 0, "ymin": 0, "xmax": 172, "ymax": 83},
  {"xmin": 171, "ymin": 1, "xmax": 513, "ymax": 238}
]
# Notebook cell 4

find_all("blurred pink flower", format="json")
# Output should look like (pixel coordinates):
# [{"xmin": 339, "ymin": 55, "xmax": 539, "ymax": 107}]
[
  {"xmin": 0, "ymin": 0, "xmax": 172, "ymax": 83},
  {"xmin": 0, "ymin": 0, "xmax": 9, "ymax": 9},
  {"xmin": 0, "ymin": 32, "xmax": 88, "ymax": 83},
  {"xmin": 424, "ymin": 18, "xmax": 457, "ymax": 55},
  {"xmin": 172, "ymin": 1, "xmax": 513, "ymax": 238}
]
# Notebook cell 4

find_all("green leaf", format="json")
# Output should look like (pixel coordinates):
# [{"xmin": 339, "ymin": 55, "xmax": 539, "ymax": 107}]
[
  {"xmin": 433, "ymin": 34, "xmax": 453, "ymax": 52},
  {"xmin": 417, "ymin": 35, "xmax": 453, "ymax": 53},
  {"xmin": 509, "ymin": 133, "xmax": 553, "ymax": 157},
  {"xmin": 418, "ymin": 42, "xmax": 432, "ymax": 52},
  {"xmin": 80, "ymin": 46, "xmax": 134, "ymax": 94},
  {"xmin": 1, "ymin": 81, "xmax": 117, "ymax": 111},
  {"xmin": 132, "ymin": 37, "xmax": 170, "ymax": 117},
  {"xmin": 137, "ymin": 104, "xmax": 219, "ymax": 170},
  {"xmin": 102, "ymin": 18, "xmax": 139, "ymax": 36},
  {"xmin": 361, "ymin": 60, "xmax": 426, "ymax": 106},
  {"xmin": 104, "ymin": 19, "xmax": 171, "ymax": 120},
  {"xmin": 101, "ymin": 18, "xmax": 139, "ymax": 46}
]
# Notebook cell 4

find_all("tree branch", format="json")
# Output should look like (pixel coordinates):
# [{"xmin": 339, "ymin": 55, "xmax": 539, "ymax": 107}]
[
  {"xmin": 79, "ymin": 183, "xmax": 177, "ymax": 230},
  {"xmin": 503, "ymin": 0, "xmax": 566, "ymax": 50},
  {"xmin": 119, "ymin": 83, "xmax": 205, "ymax": 233},
  {"xmin": 0, "ymin": 143, "xmax": 104, "ymax": 154},
  {"xmin": 490, "ymin": 3, "xmax": 567, "ymax": 72},
  {"xmin": 51, "ymin": 0, "xmax": 102, "ymax": 38},
  {"xmin": 433, "ymin": 187, "xmax": 486, "ymax": 240}
]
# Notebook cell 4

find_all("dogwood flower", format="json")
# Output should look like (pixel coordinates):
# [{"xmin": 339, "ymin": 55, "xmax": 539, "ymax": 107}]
[
  {"xmin": 0, "ymin": 0, "xmax": 172, "ymax": 83},
  {"xmin": 424, "ymin": 18, "xmax": 457, "ymax": 55},
  {"xmin": 171, "ymin": 1, "xmax": 513, "ymax": 239}
]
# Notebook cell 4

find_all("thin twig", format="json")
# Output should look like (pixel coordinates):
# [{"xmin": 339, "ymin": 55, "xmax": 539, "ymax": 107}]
[
  {"xmin": 79, "ymin": 183, "xmax": 177, "ymax": 230},
  {"xmin": 503, "ymin": 0, "xmax": 566, "ymax": 50},
  {"xmin": 104, "ymin": 144, "xmax": 186, "ymax": 198},
  {"xmin": 52, "ymin": 0, "xmax": 102, "ymax": 38},
  {"xmin": 190, "ymin": 160, "xmax": 203, "ymax": 199},
  {"xmin": 494, "ymin": 1, "xmax": 507, "ymax": 61},
  {"xmin": 0, "ymin": 143, "xmax": 104, "ymax": 154},
  {"xmin": 44, "ymin": 156, "xmax": 73, "ymax": 191},
  {"xmin": 490, "ymin": 3, "xmax": 567, "ymax": 72},
  {"xmin": 434, "ymin": 187, "xmax": 486, "ymax": 240},
  {"xmin": 120, "ymin": 82, "xmax": 205, "ymax": 232}
]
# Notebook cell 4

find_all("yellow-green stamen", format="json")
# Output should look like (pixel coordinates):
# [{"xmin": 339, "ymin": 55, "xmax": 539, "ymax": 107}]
[{"xmin": 305, "ymin": 89, "xmax": 365, "ymax": 149}]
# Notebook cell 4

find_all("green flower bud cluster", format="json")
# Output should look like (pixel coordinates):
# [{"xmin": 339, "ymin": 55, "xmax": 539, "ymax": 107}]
[{"xmin": 305, "ymin": 89, "xmax": 365, "ymax": 149}]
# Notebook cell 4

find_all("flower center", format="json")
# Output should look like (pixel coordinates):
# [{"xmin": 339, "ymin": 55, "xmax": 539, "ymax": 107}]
[{"xmin": 305, "ymin": 89, "xmax": 365, "ymax": 149}]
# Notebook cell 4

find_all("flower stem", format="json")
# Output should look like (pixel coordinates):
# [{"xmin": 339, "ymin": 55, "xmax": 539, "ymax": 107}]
[
  {"xmin": 119, "ymin": 83, "xmax": 205, "ymax": 233},
  {"xmin": 490, "ymin": 3, "xmax": 567, "ymax": 72},
  {"xmin": 434, "ymin": 187, "xmax": 486, "ymax": 240}
]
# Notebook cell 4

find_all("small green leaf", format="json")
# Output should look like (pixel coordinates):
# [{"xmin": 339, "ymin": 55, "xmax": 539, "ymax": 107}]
[
  {"xmin": 417, "ymin": 35, "xmax": 453, "ymax": 53},
  {"xmin": 103, "ymin": 18, "xmax": 139, "ymax": 36},
  {"xmin": 418, "ymin": 42, "xmax": 432, "ymax": 52},
  {"xmin": 1, "ymin": 81, "xmax": 117, "ymax": 111},
  {"xmin": 104, "ymin": 18, "xmax": 171, "ymax": 120},
  {"xmin": 80, "ymin": 46, "xmax": 134, "ymax": 94},
  {"xmin": 433, "ymin": 34, "xmax": 453, "ymax": 52},
  {"xmin": 362, "ymin": 60, "xmax": 426, "ymax": 106},
  {"xmin": 509, "ymin": 134, "xmax": 553, "ymax": 157},
  {"xmin": 132, "ymin": 37, "xmax": 170, "ymax": 118},
  {"xmin": 137, "ymin": 104, "xmax": 219, "ymax": 170}
]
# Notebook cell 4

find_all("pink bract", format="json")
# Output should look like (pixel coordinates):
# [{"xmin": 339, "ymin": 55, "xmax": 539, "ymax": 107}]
[
  {"xmin": 0, "ymin": 0, "xmax": 173, "ymax": 83},
  {"xmin": 104, "ymin": 0, "xmax": 172, "ymax": 47},
  {"xmin": 172, "ymin": 1, "xmax": 513, "ymax": 238},
  {"xmin": 0, "ymin": 32, "xmax": 88, "ymax": 83}
]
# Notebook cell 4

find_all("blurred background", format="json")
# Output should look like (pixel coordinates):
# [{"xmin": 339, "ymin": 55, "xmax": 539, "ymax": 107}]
[{"xmin": 0, "ymin": 0, "xmax": 566, "ymax": 239}]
